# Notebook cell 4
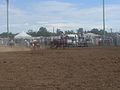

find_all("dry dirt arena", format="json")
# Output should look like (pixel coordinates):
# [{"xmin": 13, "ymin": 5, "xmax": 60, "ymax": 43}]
[{"xmin": 0, "ymin": 46, "xmax": 120, "ymax": 90}]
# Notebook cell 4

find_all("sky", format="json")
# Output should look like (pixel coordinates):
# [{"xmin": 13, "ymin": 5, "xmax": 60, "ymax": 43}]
[{"xmin": 0, "ymin": 0, "xmax": 120, "ymax": 33}]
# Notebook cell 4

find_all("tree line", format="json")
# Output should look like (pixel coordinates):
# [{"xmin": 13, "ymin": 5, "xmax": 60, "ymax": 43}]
[
  {"xmin": 27, "ymin": 27, "xmax": 109, "ymax": 37},
  {"xmin": 0, "ymin": 27, "xmax": 111, "ymax": 38}
]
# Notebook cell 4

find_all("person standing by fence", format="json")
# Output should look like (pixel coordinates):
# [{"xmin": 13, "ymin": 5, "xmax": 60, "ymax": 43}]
[
  {"xmin": 113, "ymin": 37, "xmax": 117, "ymax": 46},
  {"xmin": 60, "ymin": 32, "xmax": 64, "ymax": 40},
  {"xmin": 24, "ymin": 40, "xmax": 30, "ymax": 47}
]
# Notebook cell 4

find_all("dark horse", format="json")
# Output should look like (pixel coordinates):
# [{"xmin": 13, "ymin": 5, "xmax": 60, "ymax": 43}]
[{"xmin": 50, "ymin": 39, "xmax": 68, "ymax": 49}]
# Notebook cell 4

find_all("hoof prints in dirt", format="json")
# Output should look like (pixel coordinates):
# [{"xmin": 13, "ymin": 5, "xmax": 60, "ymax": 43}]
[{"xmin": 0, "ymin": 47, "xmax": 120, "ymax": 90}]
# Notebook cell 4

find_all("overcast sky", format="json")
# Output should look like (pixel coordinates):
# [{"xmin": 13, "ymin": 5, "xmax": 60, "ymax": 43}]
[{"xmin": 0, "ymin": 0, "xmax": 120, "ymax": 33}]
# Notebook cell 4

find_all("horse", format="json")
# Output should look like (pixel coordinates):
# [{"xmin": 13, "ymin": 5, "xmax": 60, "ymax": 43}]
[
  {"xmin": 30, "ymin": 40, "xmax": 40, "ymax": 49},
  {"xmin": 50, "ymin": 39, "xmax": 68, "ymax": 49}
]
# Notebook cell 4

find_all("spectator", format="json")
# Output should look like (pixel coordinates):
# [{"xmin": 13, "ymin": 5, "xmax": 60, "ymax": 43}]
[
  {"xmin": 24, "ymin": 40, "xmax": 30, "ymax": 47},
  {"xmin": 60, "ymin": 32, "xmax": 64, "ymax": 40}
]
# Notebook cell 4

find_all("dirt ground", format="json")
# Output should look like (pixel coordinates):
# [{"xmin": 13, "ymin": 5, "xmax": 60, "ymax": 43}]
[
  {"xmin": 0, "ymin": 46, "xmax": 30, "ymax": 52},
  {"xmin": 0, "ymin": 46, "xmax": 120, "ymax": 90}
]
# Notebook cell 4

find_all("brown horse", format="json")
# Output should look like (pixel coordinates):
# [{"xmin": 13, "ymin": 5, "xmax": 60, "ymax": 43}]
[
  {"xmin": 30, "ymin": 40, "xmax": 40, "ymax": 49},
  {"xmin": 9, "ymin": 42, "xmax": 15, "ymax": 48},
  {"xmin": 50, "ymin": 39, "xmax": 68, "ymax": 49}
]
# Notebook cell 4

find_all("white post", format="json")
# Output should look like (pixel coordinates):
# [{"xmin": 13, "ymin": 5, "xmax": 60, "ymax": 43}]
[
  {"xmin": 6, "ymin": 0, "xmax": 9, "ymax": 37},
  {"xmin": 103, "ymin": 0, "xmax": 106, "ymax": 45}
]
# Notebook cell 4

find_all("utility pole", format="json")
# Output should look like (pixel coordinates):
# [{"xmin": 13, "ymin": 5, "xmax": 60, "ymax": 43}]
[
  {"xmin": 53, "ymin": 27, "xmax": 55, "ymax": 34},
  {"xmin": 6, "ymin": 0, "xmax": 9, "ymax": 38},
  {"xmin": 103, "ymin": 0, "xmax": 106, "ymax": 45},
  {"xmin": 110, "ymin": 28, "xmax": 112, "ymax": 34},
  {"xmin": 53, "ymin": 27, "xmax": 55, "ymax": 39},
  {"xmin": 110, "ymin": 28, "xmax": 113, "ymax": 39}
]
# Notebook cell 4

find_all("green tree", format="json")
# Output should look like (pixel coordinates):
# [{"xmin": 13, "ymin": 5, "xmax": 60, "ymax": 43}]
[
  {"xmin": 37, "ymin": 27, "xmax": 52, "ymax": 37},
  {"xmin": 65, "ymin": 30, "xmax": 75, "ymax": 34},
  {"xmin": 0, "ymin": 32, "xmax": 14, "ymax": 38},
  {"xmin": 27, "ymin": 30, "xmax": 37, "ymax": 37},
  {"xmin": 90, "ymin": 28, "xmax": 99, "ymax": 34},
  {"xmin": 77, "ymin": 28, "xmax": 83, "ymax": 34},
  {"xmin": 99, "ymin": 29, "xmax": 107, "ymax": 35},
  {"xmin": 88, "ymin": 28, "xmax": 108, "ymax": 35},
  {"xmin": 56, "ymin": 29, "xmax": 63, "ymax": 36}
]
